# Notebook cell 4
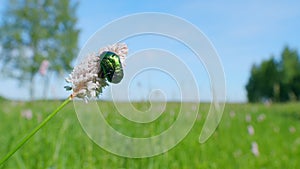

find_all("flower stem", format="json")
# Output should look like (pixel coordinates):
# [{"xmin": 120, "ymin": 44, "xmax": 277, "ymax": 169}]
[{"xmin": 0, "ymin": 97, "xmax": 72, "ymax": 165}]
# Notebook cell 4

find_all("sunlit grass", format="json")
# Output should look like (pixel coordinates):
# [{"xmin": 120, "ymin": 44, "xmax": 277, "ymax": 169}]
[{"xmin": 0, "ymin": 101, "xmax": 300, "ymax": 168}]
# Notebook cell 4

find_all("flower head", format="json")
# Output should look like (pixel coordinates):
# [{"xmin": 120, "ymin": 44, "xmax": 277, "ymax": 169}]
[
  {"xmin": 229, "ymin": 110, "xmax": 235, "ymax": 118},
  {"xmin": 247, "ymin": 125, "xmax": 255, "ymax": 136},
  {"xmin": 39, "ymin": 60, "xmax": 49, "ymax": 76},
  {"xmin": 251, "ymin": 141, "xmax": 260, "ymax": 157},
  {"xmin": 98, "ymin": 43, "xmax": 128, "ymax": 68},
  {"xmin": 65, "ymin": 43, "xmax": 128, "ymax": 101},
  {"xmin": 257, "ymin": 113, "xmax": 266, "ymax": 122},
  {"xmin": 21, "ymin": 109, "xmax": 33, "ymax": 120},
  {"xmin": 245, "ymin": 114, "xmax": 251, "ymax": 123},
  {"xmin": 289, "ymin": 126, "xmax": 296, "ymax": 133}
]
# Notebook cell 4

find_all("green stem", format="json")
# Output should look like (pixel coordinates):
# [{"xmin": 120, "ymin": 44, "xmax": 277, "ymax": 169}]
[{"xmin": 0, "ymin": 97, "xmax": 72, "ymax": 165}]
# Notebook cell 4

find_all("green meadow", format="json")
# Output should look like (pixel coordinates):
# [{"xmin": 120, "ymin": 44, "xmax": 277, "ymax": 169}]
[{"xmin": 0, "ymin": 100, "xmax": 299, "ymax": 169}]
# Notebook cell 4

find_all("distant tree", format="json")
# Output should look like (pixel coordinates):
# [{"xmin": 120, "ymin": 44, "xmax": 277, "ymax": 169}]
[
  {"xmin": 246, "ymin": 57, "xmax": 280, "ymax": 102},
  {"xmin": 278, "ymin": 46, "xmax": 300, "ymax": 101},
  {"xmin": 290, "ymin": 74, "xmax": 300, "ymax": 100},
  {"xmin": 246, "ymin": 46, "xmax": 300, "ymax": 102},
  {"xmin": 0, "ymin": 0, "xmax": 79, "ymax": 99},
  {"xmin": 245, "ymin": 65, "xmax": 260, "ymax": 102}
]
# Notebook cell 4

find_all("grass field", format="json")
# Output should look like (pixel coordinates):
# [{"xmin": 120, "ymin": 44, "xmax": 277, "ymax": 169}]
[{"xmin": 0, "ymin": 100, "xmax": 299, "ymax": 169}]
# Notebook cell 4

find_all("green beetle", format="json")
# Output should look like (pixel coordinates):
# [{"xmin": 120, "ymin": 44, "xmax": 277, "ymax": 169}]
[{"xmin": 98, "ymin": 51, "xmax": 124, "ymax": 84}]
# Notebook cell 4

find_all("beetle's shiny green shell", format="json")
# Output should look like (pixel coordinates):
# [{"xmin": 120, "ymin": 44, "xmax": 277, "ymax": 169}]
[{"xmin": 98, "ymin": 51, "xmax": 124, "ymax": 84}]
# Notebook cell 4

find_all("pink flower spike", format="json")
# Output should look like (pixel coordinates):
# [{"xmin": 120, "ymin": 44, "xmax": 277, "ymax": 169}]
[
  {"xmin": 289, "ymin": 126, "xmax": 296, "ymax": 133},
  {"xmin": 39, "ymin": 60, "xmax": 50, "ymax": 76},
  {"xmin": 251, "ymin": 142, "xmax": 260, "ymax": 157},
  {"xmin": 229, "ymin": 111, "xmax": 235, "ymax": 118},
  {"xmin": 65, "ymin": 43, "xmax": 128, "ymax": 101},
  {"xmin": 21, "ymin": 109, "xmax": 33, "ymax": 120},
  {"xmin": 247, "ymin": 125, "xmax": 255, "ymax": 136},
  {"xmin": 245, "ymin": 114, "xmax": 251, "ymax": 123}
]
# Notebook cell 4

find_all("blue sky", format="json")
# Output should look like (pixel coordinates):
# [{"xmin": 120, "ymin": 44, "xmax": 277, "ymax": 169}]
[{"xmin": 0, "ymin": 0, "xmax": 300, "ymax": 102}]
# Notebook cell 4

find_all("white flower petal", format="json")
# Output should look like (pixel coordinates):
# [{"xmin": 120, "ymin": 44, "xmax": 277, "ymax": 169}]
[{"xmin": 65, "ymin": 43, "xmax": 128, "ymax": 101}]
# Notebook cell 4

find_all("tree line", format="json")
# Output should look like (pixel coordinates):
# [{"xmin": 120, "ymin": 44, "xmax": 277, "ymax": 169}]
[{"xmin": 246, "ymin": 46, "xmax": 300, "ymax": 102}]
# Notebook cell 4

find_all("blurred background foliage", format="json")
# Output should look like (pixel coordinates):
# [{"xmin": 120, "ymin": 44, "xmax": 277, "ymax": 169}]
[
  {"xmin": 246, "ymin": 46, "xmax": 300, "ymax": 102},
  {"xmin": 0, "ymin": 0, "xmax": 80, "ymax": 99},
  {"xmin": 0, "ymin": 0, "xmax": 299, "ymax": 103}
]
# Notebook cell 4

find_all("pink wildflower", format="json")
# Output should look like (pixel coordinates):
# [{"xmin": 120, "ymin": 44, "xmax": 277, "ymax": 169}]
[
  {"xmin": 247, "ymin": 125, "xmax": 255, "ymax": 136},
  {"xmin": 21, "ymin": 109, "xmax": 33, "ymax": 120},
  {"xmin": 39, "ymin": 60, "xmax": 50, "ymax": 76},
  {"xmin": 245, "ymin": 114, "xmax": 251, "ymax": 123},
  {"xmin": 251, "ymin": 142, "xmax": 260, "ymax": 157}
]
